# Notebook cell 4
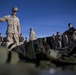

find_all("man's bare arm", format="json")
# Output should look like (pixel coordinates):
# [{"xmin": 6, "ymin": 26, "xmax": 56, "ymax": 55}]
[
  {"xmin": 0, "ymin": 16, "xmax": 7, "ymax": 22},
  {"xmin": 0, "ymin": 18, "xmax": 4, "ymax": 22},
  {"xmin": 0, "ymin": 18, "xmax": 3, "ymax": 22}
]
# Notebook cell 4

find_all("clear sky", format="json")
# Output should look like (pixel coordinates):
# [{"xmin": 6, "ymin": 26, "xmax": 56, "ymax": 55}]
[{"xmin": 0, "ymin": 0, "xmax": 76, "ymax": 38}]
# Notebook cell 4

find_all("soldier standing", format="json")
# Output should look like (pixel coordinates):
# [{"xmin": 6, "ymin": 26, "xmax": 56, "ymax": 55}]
[
  {"xmin": 63, "ymin": 23, "xmax": 76, "ymax": 46},
  {"xmin": 0, "ymin": 7, "xmax": 20, "ymax": 49},
  {"xmin": 29, "ymin": 28, "xmax": 36, "ymax": 41},
  {"xmin": 55, "ymin": 32, "xmax": 62, "ymax": 49},
  {"xmin": 63, "ymin": 34, "xmax": 69, "ymax": 47},
  {"xmin": 68, "ymin": 23, "xmax": 76, "ymax": 46},
  {"xmin": 19, "ymin": 33, "xmax": 24, "ymax": 45},
  {"xmin": 51, "ymin": 34, "xmax": 56, "ymax": 49}
]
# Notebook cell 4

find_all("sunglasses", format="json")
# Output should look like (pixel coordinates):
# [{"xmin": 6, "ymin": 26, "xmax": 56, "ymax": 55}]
[{"xmin": 13, "ymin": 11, "xmax": 17, "ymax": 12}]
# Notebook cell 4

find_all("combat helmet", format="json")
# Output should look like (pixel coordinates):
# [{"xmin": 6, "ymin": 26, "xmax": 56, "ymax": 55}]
[{"xmin": 12, "ymin": 7, "xmax": 18, "ymax": 12}]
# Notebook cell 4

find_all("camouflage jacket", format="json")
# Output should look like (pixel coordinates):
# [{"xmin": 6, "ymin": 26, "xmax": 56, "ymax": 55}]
[
  {"xmin": 0, "ymin": 15, "xmax": 20, "ymax": 34},
  {"xmin": 29, "ymin": 30, "xmax": 36, "ymax": 41}
]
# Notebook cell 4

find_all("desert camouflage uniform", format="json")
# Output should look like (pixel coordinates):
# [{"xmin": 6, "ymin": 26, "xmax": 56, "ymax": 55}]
[
  {"xmin": 19, "ymin": 34, "xmax": 24, "ymax": 45},
  {"xmin": 29, "ymin": 28, "xmax": 36, "ymax": 41},
  {"xmin": 0, "ymin": 15, "xmax": 20, "ymax": 48},
  {"xmin": 55, "ymin": 32, "xmax": 62, "ymax": 49},
  {"xmin": 51, "ymin": 34, "xmax": 57, "ymax": 49},
  {"xmin": 63, "ymin": 34, "xmax": 69, "ymax": 47},
  {"xmin": 63, "ymin": 25, "xmax": 76, "ymax": 46}
]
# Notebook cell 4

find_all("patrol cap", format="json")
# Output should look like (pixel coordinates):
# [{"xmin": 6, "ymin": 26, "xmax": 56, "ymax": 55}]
[
  {"xmin": 68, "ymin": 23, "xmax": 71, "ymax": 26},
  {"xmin": 12, "ymin": 7, "xmax": 18, "ymax": 12}
]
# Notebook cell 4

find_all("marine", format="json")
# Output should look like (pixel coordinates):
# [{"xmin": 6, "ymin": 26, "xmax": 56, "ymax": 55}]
[
  {"xmin": 29, "ymin": 28, "xmax": 36, "ymax": 41},
  {"xmin": 0, "ymin": 7, "xmax": 20, "ymax": 50}
]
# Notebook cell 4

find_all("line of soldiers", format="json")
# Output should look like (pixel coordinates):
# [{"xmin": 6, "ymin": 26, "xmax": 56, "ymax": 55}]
[
  {"xmin": 0, "ymin": 7, "xmax": 76, "ymax": 51},
  {"xmin": 51, "ymin": 23, "xmax": 76, "ymax": 49},
  {"xmin": 0, "ymin": 22, "xmax": 76, "ymax": 51}
]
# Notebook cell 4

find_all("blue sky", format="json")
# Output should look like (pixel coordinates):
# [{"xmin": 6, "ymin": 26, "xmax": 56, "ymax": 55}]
[{"xmin": 0, "ymin": 0, "xmax": 76, "ymax": 38}]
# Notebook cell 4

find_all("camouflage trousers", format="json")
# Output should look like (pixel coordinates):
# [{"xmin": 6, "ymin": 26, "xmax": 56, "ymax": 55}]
[{"xmin": 6, "ymin": 33, "xmax": 20, "ymax": 50}]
